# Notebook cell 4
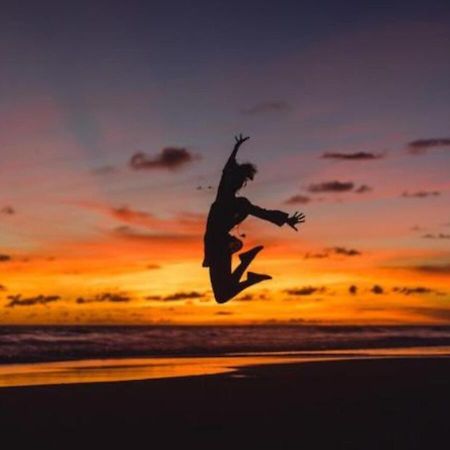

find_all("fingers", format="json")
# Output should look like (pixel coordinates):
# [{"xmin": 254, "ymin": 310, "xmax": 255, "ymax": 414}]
[{"xmin": 234, "ymin": 134, "xmax": 250, "ymax": 144}]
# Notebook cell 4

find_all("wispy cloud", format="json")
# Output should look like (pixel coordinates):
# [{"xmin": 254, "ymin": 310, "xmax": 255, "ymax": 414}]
[
  {"xmin": 307, "ymin": 181, "xmax": 354, "ymax": 193},
  {"xmin": 285, "ymin": 286, "xmax": 326, "ymax": 296},
  {"xmin": 407, "ymin": 138, "xmax": 450, "ymax": 155},
  {"xmin": 422, "ymin": 233, "xmax": 450, "ymax": 239},
  {"xmin": 76, "ymin": 292, "xmax": 131, "ymax": 304},
  {"xmin": 413, "ymin": 264, "xmax": 450, "ymax": 274},
  {"xmin": 0, "ymin": 255, "xmax": 12, "ymax": 262},
  {"xmin": 129, "ymin": 147, "xmax": 198, "ymax": 171},
  {"xmin": 284, "ymin": 194, "xmax": 311, "ymax": 205},
  {"xmin": 393, "ymin": 286, "xmax": 444, "ymax": 296},
  {"xmin": 321, "ymin": 152, "xmax": 383, "ymax": 160},
  {"xmin": 402, "ymin": 191, "xmax": 440, "ymax": 198},
  {"xmin": 162, "ymin": 291, "xmax": 204, "ymax": 301},
  {"xmin": 5, "ymin": 295, "xmax": 61, "ymax": 307},
  {"xmin": 1, "ymin": 206, "xmax": 15, "ymax": 215}
]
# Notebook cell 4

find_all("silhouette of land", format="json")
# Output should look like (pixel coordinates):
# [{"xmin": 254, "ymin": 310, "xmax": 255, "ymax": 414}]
[{"xmin": 1, "ymin": 357, "xmax": 449, "ymax": 449}]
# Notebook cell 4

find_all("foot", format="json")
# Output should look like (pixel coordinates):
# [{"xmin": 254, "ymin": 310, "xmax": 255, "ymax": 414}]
[
  {"xmin": 247, "ymin": 271, "xmax": 272, "ymax": 284},
  {"xmin": 239, "ymin": 245, "xmax": 264, "ymax": 265}
]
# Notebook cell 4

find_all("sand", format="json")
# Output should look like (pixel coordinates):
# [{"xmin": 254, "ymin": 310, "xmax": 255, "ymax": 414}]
[{"xmin": 1, "ymin": 357, "xmax": 449, "ymax": 449}]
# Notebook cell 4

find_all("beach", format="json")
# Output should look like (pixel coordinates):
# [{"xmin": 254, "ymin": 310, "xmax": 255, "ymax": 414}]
[{"xmin": 1, "ymin": 356, "xmax": 449, "ymax": 449}]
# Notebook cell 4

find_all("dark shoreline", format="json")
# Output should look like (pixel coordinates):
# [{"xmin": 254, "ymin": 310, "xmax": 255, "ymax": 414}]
[{"xmin": 1, "ymin": 357, "xmax": 449, "ymax": 449}]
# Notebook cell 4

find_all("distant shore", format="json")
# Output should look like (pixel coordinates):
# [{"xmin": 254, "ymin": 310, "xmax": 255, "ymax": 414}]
[{"xmin": 1, "ymin": 357, "xmax": 449, "ymax": 449}]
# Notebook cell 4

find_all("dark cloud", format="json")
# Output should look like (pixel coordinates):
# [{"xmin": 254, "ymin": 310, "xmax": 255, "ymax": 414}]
[
  {"xmin": 241, "ymin": 101, "xmax": 291, "ymax": 115},
  {"xmin": 285, "ymin": 286, "xmax": 326, "ymax": 296},
  {"xmin": 349, "ymin": 285, "xmax": 358, "ymax": 295},
  {"xmin": 422, "ymin": 233, "xmax": 450, "ymax": 239},
  {"xmin": 215, "ymin": 311, "xmax": 233, "ymax": 315},
  {"xmin": 304, "ymin": 252, "xmax": 329, "ymax": 259},
  {"xmin": 407, "ymin": 138, "xmax": 450, "ymax": 155},
  {"xmin": 321, "ymin": 152, "xmax": 383, "ymax": 160},
  {"xmin": 236, "ymin": 294, "xmax": 254, "ymax": 301},
  {"xmin": 355, "ymin": 184, "xmax": 372, "ymax": 194},
  {"xmin": 304, "ymin": 247, "xmax": 361, "ymax": 259},
  {"xmin": 413, "ymin": 264, "xmax": 450, "ymax": 274},
  {"xmin": 0, "ymin": 255, "xmax": 12, "ymax": 262},
  {"xmin": 1, "ymin": 206, "xmax": 15, "ymax": 215},
  {"xmin": 402, "ymin": 191, "xmax": 440, "ymax": 198},
  {"xmin": 163, "ymin": 291, "xmax": 204, "ymax": 301},
  {"xmin": 393, "ymin": 286, "xmax": 443, "ymax": 296},
  {"xmin": 5, "ymin": 294, "xmax": 61, "ymax": 307},
  {"xmin": 284, "ymin": 194, "xmax": 311, "ymax": 205},
  {"xmin": 129, "ymin": 147, "xmax": 198, "ymax": 171},
  {"xmin": 0, "ymin": 284, "xmax": 7, "ymax": 291},
  {"xmin": 76, "ymin": 292, "xmax": 131, "ymax": 304},
  {"xmin": 307, "ymin": 181, "xmax": 354, "ymax": 193},
  {"xmin": 371, "ymin": 285, "xmax": 384, "ymax": 295},
  {"xmin": 329, "ymin": 247, "xmax": 361, "ymax": 256},
  {"xmin": 146, "ymin": 264, "xmax": 161, "ymax": 270}
]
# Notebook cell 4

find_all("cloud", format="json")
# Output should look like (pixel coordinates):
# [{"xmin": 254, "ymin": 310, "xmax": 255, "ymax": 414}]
[
  {"xmin": 129, "ymin": 147, "xmax": 198, "ymax": 171},
  {"xmin": 349, "ymin": 285, "xmax": 358, "ymax": 295},
  {"xmin": 413, "ymin": 264, "xmax": 450, "ymax": 274},
  {"xmin": 393, "ymin": 286, "xmax": 443, "ymax": 296},
  {"xmin": 407, "ymin": 138, "xmax": 450, "ymax": 155},
  {"xmin": 402, "ymin": 191, "xmax": 440, "ymax": 198},
  {"xmin": 354, "ymin": 185, "xmax": 372, "ymax": 194},
  {"xmin": 5, "ymin": 294, "xmax": 61, "ymax": 307},
  {"xmin": 76, "ymin": 292, "xmax": 131, "ymax": 304},
  {"xmin": 304, "ymin": 247, "xmax": 361, "ymax": 259},
  {"xmin": 215, "ymin": 311, "xmax": 233, "ymax": 315},
  {"xmin": 422, "ymin": 233, "xmax": 450, "ymax": 239},
  {"xmin": 1, "ymin": 206, "xmax": 15, "ymax": 215},
  {"xmin": 307, "ymin": 181, "xmax": 354, "ymax": 193},
  {"xmin": 0, "ymin": 284, "xmax": 7, "ymax": 291},
  {"xmin": 236, "ymin": 294, "xmax": 254, "ymax": 301},
  {"xmin": 285, "ymin": 286, "xmax": 326, "ymax": 296},
  {"xmin": 371, "ymin": 285, "xmax": 384, "ymax": 294},
  {"xmin": 0, "ymin": 255, "xmax": 12, "ymax": 262},
  {"xmin": 328, "ymin": 246, "xmax": 361, "ymax": 256},
  {"xmin": 241, "ymin": 101, "xmax": 291, "ymax": 115},
  {"xmin": 284, "ymin": 194, "xmax": 311, "ymax": 205},
  {"xmin": 163, "ymin": 291, "xmax": 204, "ymax": 301},
  {"xmin": 321, "ymin": 152, "xmax": 383, "ymax": 160},
  {"xmin": 304, "ymin": 252, "xmax": 329, "ymax": 259}
]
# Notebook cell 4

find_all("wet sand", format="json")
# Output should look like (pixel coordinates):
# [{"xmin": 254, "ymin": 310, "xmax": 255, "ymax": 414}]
[{"xmin": 1, "ymin": 357, "xmax": 449, "ymax": 449}]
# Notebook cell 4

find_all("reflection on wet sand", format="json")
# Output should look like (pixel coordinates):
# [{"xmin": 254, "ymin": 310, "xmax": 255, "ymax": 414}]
[{"xmin": 1, "ymin": 346, "xmax": 449, "ymax": 388}]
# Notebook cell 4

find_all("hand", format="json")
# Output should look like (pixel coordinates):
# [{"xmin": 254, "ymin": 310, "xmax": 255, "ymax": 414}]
[
  {"xmin": 286, "ymin": 211, "xmax": 305, "ymax": 231},
  {"xmin": 234, "ymin": 133, "xmax": 250, "ymax": 148}
]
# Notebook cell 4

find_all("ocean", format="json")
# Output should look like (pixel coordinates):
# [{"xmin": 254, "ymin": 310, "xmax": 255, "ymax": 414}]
[{"xmin": 2, "ymin": 325, "xmax": 450, "ymax": 364}]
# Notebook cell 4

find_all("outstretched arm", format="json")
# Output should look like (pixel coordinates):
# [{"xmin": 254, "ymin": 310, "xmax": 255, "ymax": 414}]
[
  {"xmin": 246, "ymin": 200, "xmax": 305, "ymax": 230},
  {"xmin": 224, "ymin": 134, "xmax": 250, "ymax": 171}
]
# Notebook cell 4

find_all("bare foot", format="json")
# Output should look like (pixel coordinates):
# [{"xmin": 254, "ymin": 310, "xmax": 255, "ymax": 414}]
[
  {"xmin": 247, "ymin": 271, "xmax": 272, "ymax": 283},
  {"xmin": 239, "ymin": 245, "xmax": 264, "ymax": 265}
]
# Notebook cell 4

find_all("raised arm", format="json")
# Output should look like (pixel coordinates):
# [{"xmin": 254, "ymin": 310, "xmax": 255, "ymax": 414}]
[{"xmin": 224, "ymin": 134, "xmax": 250, "ymax": 171}]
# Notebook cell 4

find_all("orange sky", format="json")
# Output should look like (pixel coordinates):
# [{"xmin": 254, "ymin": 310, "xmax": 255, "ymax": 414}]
[{"xmin": 0, "ymin": 4, "xmax": 449, "ymax": 325}]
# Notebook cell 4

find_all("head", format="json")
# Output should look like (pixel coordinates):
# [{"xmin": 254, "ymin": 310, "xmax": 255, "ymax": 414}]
[{"xmin": 228, "ymin": 162, "xmax": 257, "ymax": 193}]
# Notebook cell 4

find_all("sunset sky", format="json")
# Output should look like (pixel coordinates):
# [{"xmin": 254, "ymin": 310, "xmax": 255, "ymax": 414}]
[{"xmin": 1, "ymin": 0, "xmax": 449, "ymax": 325}]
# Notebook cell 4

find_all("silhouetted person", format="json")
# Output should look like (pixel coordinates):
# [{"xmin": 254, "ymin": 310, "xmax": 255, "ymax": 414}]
[{"xmin": 203, "ymin": 134, "xmax": 305, "ymax": 303}]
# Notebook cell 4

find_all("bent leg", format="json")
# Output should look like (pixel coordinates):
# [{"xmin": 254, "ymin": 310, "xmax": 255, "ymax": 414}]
[{"xmin": 209, "ymin": 251, "xmax": 271, "ymax": 304}]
